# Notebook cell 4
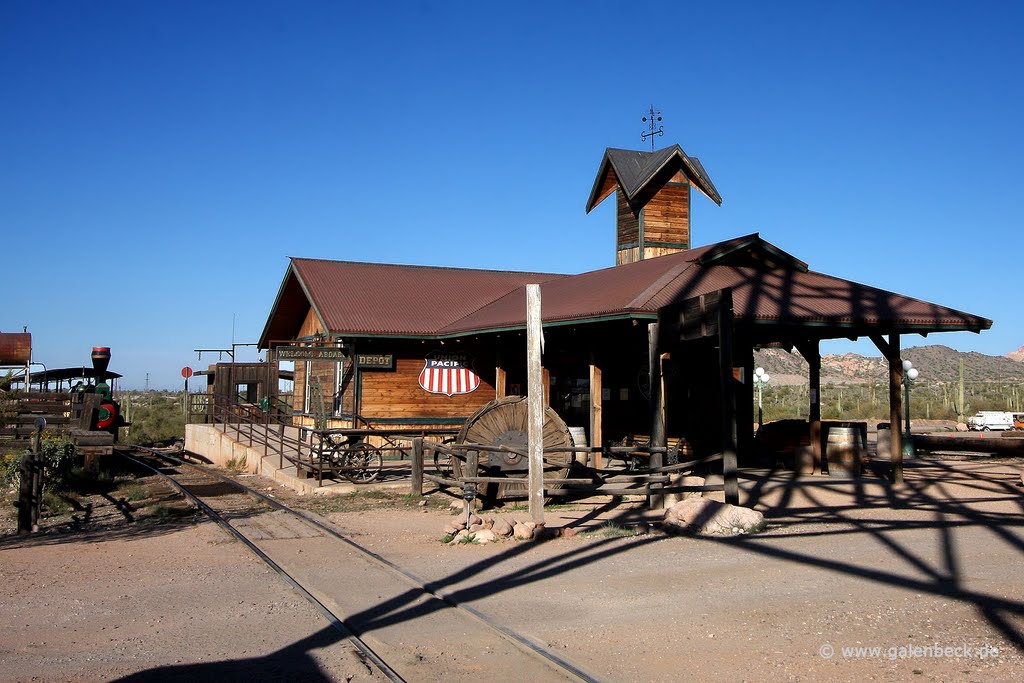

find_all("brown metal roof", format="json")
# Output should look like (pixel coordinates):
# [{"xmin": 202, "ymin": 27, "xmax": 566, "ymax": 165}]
[
  {"xmin": 260, "ymin": 236, "xmax": 991, "ymax": 345},
  {"xmin": 439, "ymin": 235, "xmax": 991, "ymax": 337},
  {"xmin": 259, "ymin": 258, "xmax": 565, "ymax": 345}
]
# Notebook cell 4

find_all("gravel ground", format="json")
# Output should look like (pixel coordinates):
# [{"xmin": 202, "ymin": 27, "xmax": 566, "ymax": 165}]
[{"xmin": 2, "ymin": 457, "xmax": 1023, "ymax": 682}]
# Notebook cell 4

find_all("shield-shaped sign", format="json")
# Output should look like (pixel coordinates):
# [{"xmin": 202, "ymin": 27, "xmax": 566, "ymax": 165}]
[{"xmin": 418, "ymin": 351, "xmax": 480, "ymax": 396}]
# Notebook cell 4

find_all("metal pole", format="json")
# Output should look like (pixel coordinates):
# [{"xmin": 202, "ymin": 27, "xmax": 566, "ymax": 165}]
[
  {"xmin": 904, "ymin": 375, "xmax": 912, "ymax": 436},
  {"xmin": 757, "ymin": 381, "xmax": 763, "ymax": 429}
]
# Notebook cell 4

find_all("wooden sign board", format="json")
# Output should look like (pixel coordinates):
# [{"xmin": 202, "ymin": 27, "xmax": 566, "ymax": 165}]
[
  {"xmin": 658, "ymin": 288, "xmax": 733, "ymax": 344},
  {"xmin": 275, "ymin": 346, "xmax": 348, "ymax": 361},
  {"xmin": 0, "ymin": 333, "xmax": 31, "ymax": 365},
  {"xmin": 356, "ymin": 353, "xmax": 393, "ymax": 370}
]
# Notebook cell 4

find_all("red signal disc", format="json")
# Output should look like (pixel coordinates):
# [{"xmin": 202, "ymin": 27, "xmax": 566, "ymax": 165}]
[{"xmin": 97, "ymin": 403, "xmax": 116, "ymax": 429}]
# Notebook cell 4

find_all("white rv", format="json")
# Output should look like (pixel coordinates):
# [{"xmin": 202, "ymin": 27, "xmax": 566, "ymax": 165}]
[{"xmin": 966, "ymin": 411, "xmax": 1015, "ymax": 431}]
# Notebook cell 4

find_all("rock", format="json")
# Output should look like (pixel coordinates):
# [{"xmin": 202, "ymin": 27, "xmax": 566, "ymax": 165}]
[
  {"xmin": 492, "ymin": 518, "xmax": 513, "ymax": 537},
  {"xmin": 468, "ymin": 514, "xmax": 482, "ymax": 526},
  {"xmin": 483, "ymin": 518, "xmax": 494, "ymax": 530},
  {"xmin": 512, "ymin": 522, "xmax": 535, "ymax": 540},
  {"xmin": 560, "ymin": 526, "xmax": 578, "ymax": 538},
  {"xmin": 447, "ymin": 529, "xmax": 469, "ymax": 545},
  {"xmin": 451, "ymin": 520, "xmax": 466, "ymax": 531},
  {"xmin": 472, "ymin": 529, "xmax": 498, "ymax": 544},
  {"xmin": 663, "ymin": 474, "xmax": 706, "ymax": 507},
  {"xmin": 956, "ymin": 422, "xmax": 968, "ymax": 432},
  {"xmin": 663, "ymin": 497, "xmax": 765, "ymax": 536},
  {"xmin": 417, "ymin": 499, "xmax": 427, "ymax": 507},
  {"xmin": 468, "ymin": 523, "xmax": 483, "ymax": 533},
  {"xmin": 449, "ymin": 499, "xmax": 464, "ymax": 510},
  {"xmin": 442, "ymin": 526, "xmax": 459, "ymax": 536}
]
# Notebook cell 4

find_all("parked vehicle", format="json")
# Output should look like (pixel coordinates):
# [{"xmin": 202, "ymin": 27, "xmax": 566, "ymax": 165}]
[{"xmin": 967, "ymin": 411, "xmax": 1015, "ymax": 431}]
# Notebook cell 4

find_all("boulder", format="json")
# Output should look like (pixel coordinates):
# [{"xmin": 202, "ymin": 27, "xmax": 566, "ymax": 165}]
[
  {"xmin": 492, "ymin": 518, "xmax": 513, "ymax": 537},
  {"xmin": 447, "ymin": 529, "xmax": 470, "ymax": 545},
  {"xmin": 663, "ymin": 497, "xmax": 765, "ymax": 536},
  {"xmin": 467, "ymin": 523, "xmax": 484, "ymax": 533},
  {"xmin": 512, "ymin": 521, "xmax": 536, "ymax": 540},
  {"xmin": 472, "ymin": 529, "xmax": 498, "ymax": 544}
]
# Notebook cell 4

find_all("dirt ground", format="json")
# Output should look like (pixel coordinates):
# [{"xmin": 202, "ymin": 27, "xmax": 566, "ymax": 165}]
[{"xmin": 2, "ymin": 457, "xmax": 1023, "ymax": 682}]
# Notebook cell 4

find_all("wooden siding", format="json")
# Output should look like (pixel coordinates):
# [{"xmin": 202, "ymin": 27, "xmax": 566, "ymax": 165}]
[
  {"xmin": 616, "ymin": 246, "xmax": 641, "ymax": 265},
  {"xmin": 643, "ymin": 183, "xmax": 690, "ymax": 250},
  {"xmin": 359, "ymin": 354, "xmax": 494, "ymax": 421},
  {"xmin": 593, "ymin": 168, "xmax": 618, "ymax": 208},
  {"xmin": 615, "ymin": 189, "xmax": 639, "ymax": 251},
  {"xmin": 298, "ymin": 307, "xmax": 324, "ymax": 339}
]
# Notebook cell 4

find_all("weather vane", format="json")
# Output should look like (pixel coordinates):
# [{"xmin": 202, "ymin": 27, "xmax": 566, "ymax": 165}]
[{"xmin": 641, "ymin": 105, "xmax": 664, "ymax": 151}]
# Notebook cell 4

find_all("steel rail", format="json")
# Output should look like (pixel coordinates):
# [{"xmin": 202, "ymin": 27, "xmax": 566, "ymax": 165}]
[
  {"xmin": 127, "ymin": 445, "xmax": 601, "ymax": 683},
  {"xmin": 117, "ymin": 447, "xmax": 405, "ymax": 683}
]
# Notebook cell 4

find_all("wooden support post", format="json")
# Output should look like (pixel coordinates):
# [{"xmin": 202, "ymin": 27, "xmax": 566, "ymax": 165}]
[
  {"xmin": 796, "ymin": 340, "xmax": 822, "ymax": 475},
  {"xmin": 648, "ymin": 323, "xmax": 666, "ymax": 509},
  {"xmin": 495, "ymin": 362, "xmax": 507, "ymax": 399},
  {"xmin": 411, "ymin": 437, "xmax": 424, "ymax": 497},
  {"xmin": 589, "ymin": 353, "xmax": 603, "ymax": 469},
  {"xmin": 717, "ymin": 304, "xmax": 739, "ymax": 505},
  {"xmin": 871, "ymin": 333, "xmax": 904, "ymax": 484},
  {"xmin": 542, "ymin": 367, "xmax": 551, "ymax": 407},
  {"xmin": 526, "ymin": 284, "xmax": 545, "ymax": 524}
]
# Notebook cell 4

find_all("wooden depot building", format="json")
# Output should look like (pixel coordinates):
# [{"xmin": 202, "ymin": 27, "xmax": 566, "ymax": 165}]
[{"xmin": 257, "ymin": 143, "xmax": 990, "ymax": 483}]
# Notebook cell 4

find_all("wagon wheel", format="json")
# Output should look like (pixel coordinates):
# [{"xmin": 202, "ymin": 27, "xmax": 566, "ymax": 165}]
[
  {"xmin": 342, "ymin": 442, "xmax": 383, "ymax": 484},
  {"xmin": 452, "ymin": 395, "xmax": 574, "ymax": 501}
]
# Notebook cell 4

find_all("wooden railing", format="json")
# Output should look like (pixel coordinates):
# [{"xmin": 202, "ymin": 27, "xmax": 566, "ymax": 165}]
[{"xmin": 1, "ymin": 392, "xmax": 76, "ymax": 447}]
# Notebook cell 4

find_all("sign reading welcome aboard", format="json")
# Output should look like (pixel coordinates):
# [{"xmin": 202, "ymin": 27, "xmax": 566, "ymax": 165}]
[{"xmin": 275, "ymin": 346, "xmax": 348, "ymax": 361}]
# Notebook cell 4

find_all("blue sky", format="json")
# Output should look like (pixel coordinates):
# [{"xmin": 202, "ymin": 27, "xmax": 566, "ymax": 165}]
[{"xmin": 2, "ymin": 1, "xmax": 1021, "ymax": 389}]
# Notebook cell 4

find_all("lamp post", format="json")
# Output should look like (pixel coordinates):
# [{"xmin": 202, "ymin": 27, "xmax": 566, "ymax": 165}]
[
  {"xmin": 902, "ymin": 359, "xmax": 919, "ymax": 456},
  {"xmin": 753, "ymin": 367, "xmax": 771, "ymax": 429}
]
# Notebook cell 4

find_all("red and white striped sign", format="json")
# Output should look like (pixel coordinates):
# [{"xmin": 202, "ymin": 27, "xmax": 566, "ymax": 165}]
[{"xmin": 418, "ymin": 352, "xmax": 480, "ymax": 396}]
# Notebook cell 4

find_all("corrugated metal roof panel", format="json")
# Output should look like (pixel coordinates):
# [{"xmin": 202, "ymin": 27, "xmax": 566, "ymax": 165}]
[
  {"xmin": 290, "ymin": 258, "xmax": 565, "ymax": 337},
  {"xmin": 265, "ymin": 235, "xmax": 990, "ymax": 342}
]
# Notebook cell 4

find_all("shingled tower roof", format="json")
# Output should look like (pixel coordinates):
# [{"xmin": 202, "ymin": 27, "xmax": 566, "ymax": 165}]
[{"xmin": 585, "ymin": 144, "xmax": 723, "ymax": 214}]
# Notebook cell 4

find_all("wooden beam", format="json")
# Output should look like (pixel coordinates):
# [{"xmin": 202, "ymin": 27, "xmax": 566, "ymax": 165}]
[
  {"xmin": 542, "ymin": 367, "xmax": 551, "ymax": 407},
  {"xmin": 718, "ymin": 299, "xmax": 739, "ymax": 505},
  {"xmin": 886, "ymin": 333, "xmax": 905, "ymax": 484},
  {"xmin": 648, "ymin": 323, "xmax": 666, "ymax": 509},
  {"xmin": 589, "ymin": 353, "xmax": 603, "ymax": 469},
  {"xmin": 410, "ymin": 437, "xmax": 424, "ymax": 496},
  {"xmin": 795, "ymin": 340, "xmax": 822, "ymax": 475},
  {"xmin": 495, "ymin": 363, "xmax": 507, "ymax": 399},
  {"xmin": 526, "ymin": 284, "xmax": 545, "ymax": 524}
]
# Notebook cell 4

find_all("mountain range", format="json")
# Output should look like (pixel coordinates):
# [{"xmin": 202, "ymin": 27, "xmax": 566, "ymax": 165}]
[{"xmin": 753, "ymin": 345, "xmax": 1024, "ymax": 386}]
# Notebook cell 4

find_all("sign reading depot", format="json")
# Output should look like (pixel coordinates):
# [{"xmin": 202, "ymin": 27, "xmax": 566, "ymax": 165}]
[{"xmin": 418, "ymin": 351, "xmax": 480, "ymax": 396}]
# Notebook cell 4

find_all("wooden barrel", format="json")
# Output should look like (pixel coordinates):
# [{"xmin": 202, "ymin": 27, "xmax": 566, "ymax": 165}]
[{"xmin": 825, "ymin": 425, "xmax": 864, "ymax": 478}]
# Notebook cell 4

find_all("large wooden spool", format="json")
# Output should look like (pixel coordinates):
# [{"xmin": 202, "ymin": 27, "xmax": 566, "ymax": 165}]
[{"xmin": 453, "ymin": 395, "xmax": 576, "ymax": 500}]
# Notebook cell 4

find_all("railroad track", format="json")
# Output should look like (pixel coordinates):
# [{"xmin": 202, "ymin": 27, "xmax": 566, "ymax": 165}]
[{"xmin": 117, "ymin": 445, "xmax": 600, "ymax": 683}]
